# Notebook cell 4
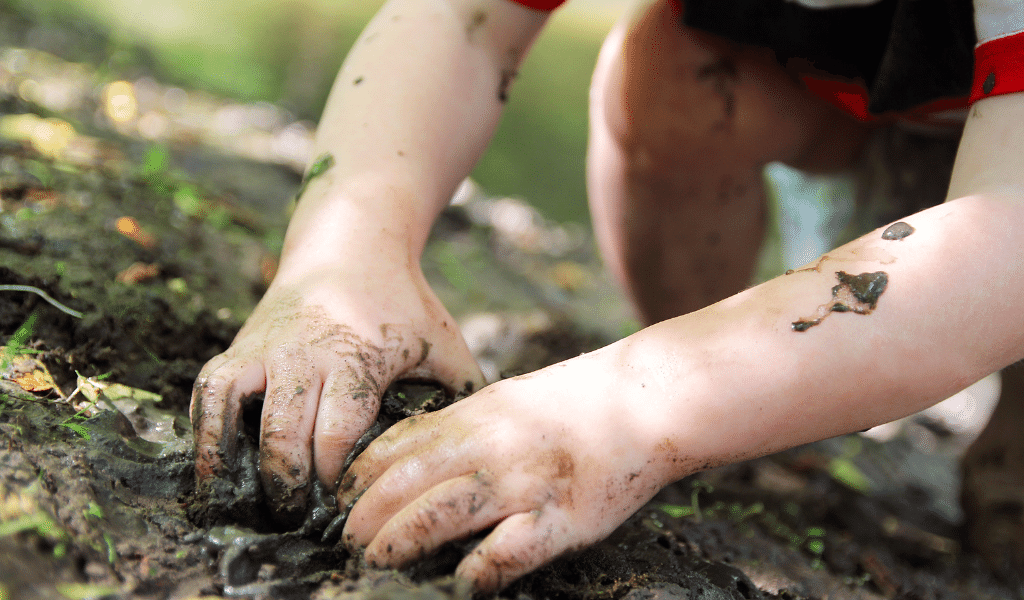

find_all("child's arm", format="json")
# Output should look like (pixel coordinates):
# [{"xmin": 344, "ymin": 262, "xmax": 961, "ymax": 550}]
[
  {"xmin": 190, "ymin": 0, "xmax": 550, "ymax": 522},
  {"xmin": 337, "ymin": 92, "xmax": 1024, "ymax": 591},
  {"xmin": 282, "ymin": 0, "xmax": 549, "ymax": 271}
]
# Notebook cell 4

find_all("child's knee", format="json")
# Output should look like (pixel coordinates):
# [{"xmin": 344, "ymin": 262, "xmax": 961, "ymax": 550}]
[{"xmin": 609, "ymin": 0, "xmax": 826, "ymax": 175}]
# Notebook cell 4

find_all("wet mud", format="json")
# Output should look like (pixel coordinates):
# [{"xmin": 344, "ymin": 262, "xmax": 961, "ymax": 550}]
[
  {"xmin": 881, "ymin": 222, "xmax": 914, "ymax": 241},
  {"xmin": 792, "ymin": 271, "xmax": 888, "ymax": 332},
  {"xmin": 1, "ymin": 5, "xmax": 1021, "ymax": 600}
]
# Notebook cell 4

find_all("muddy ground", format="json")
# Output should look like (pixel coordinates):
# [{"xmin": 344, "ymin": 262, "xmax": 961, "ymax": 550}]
[{"xmin": 0, "ymin": 5, "xmax": 1022, "ymax": 600}]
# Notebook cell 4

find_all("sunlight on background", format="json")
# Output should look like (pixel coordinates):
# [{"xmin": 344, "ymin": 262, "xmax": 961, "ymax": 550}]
[
  {"xmin": 47, "ymin": 0, "xmax": 634, "ymax": 223},
  {"xmin": 13, "ymin": 0, "xmax": 834, "ymax": 264}
]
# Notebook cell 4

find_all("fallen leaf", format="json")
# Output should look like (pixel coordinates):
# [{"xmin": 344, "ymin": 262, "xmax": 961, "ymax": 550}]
[
  {"xmin": 0, "ymin": 347, "xmax": 64, "ymax": 398},
  {"xmin": 14, "ymin": 369, "xmax": 56, "ymax": 393},
  {"xmin": 116, "ymin": 262, "xmax": 160, "ymax": 284}
]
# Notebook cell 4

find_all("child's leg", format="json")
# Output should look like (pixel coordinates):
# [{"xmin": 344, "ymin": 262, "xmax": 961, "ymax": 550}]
[
  {"xmin": 962, "ymin": 365, "xmax": 1024, "ymax": 581},
  {"xmin": 587, "ymin": 0, "xmax": 873, "ymax": 324}
]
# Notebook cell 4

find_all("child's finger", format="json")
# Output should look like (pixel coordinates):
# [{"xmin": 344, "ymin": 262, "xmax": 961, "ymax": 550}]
[
  {"xmin": 313, "ymin": 367, "xmax": 386, "ymax": 491},
  {"xmin": 455, "ymin": 508, "xmax": 576, "ymax": 593},
  {"xmin": 334, "ymin": 407, "xmax": 476, "ymax": 520},
  {"xmin": 191, "ymin": 356, "xmax": 266, "ymax": 482},
  {"xmin": 259, "ymin": 344, "xmax": 323, "ymax": 524},
  {"xmin": 403, "ymin": 323, "xmax": 488, "ymax": 399},
  {"xmin": 313, "ymin": 330, "xmax": 482, "ymax": 493},
  {"xmin": 362, "ymin": 469, "xmax": 543, "ymax": 567}
]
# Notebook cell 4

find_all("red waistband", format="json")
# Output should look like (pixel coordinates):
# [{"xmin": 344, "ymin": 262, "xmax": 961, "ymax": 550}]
[
  {"xmin": 971, "ymin": 31, "xmax": 1024, "ymax": 104},
  {"xmin": 800, "ymin": 76, "xmax": 969, "ymax": 124}
]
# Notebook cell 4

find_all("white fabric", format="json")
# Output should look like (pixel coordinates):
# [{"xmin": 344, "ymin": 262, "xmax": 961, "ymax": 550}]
[{"xmin": 973, "ymin": 0, "xmax": 1024, "ymax": 44}]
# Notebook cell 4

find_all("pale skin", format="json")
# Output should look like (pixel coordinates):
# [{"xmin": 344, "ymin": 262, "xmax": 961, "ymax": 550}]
[{"xmin": 191, "ymin": 0, "xmax": 1024, "ymax": 590}]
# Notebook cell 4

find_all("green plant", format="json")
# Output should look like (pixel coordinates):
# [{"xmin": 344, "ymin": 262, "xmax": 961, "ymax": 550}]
[
  {"xmin": 828, "ymin": 435, "xmax": 871, "ymax": 492},
  {"xmin": 1, "ymin": 311, "xmax": 38, "ymax": 370},
  {"xmin": 659, "ymin": 480, "xmax": 830, "ymax": 568},
  {"xmin": 659, "ymin": 479, "xmax": 714, "ymax": 522},
  {"xmin": 57, "ymin": 371, "xmax": 116, "ymax": 440},
  {"xmin": 102, "ymin": 532, "xmax": 116, "ymax": 564}
]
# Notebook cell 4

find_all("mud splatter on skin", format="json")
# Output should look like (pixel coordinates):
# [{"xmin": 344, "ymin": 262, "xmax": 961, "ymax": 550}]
[
  {"xmin": 696, "ymin": 57, "xmax": 738, "ymax": 124},
  {"xmin": 785, "ymin": 254, "xmax": 828, "ymax": 276},
  {"xmin": 497, "ymin": 47, "xmax": 522, "ymax": 103},
  {"xmin": 792, "ymin": 271, "xmax": 888, "ymax": 332},
  {"xmin": 293, "ymin": 153, "xmax": 334, "ymax": 203},
  {"xmin": 416, "ymin": 338, "xmax": 431, "ymax": 367},
  {"xmin": 382, "ymin": 481, "xmax": 497, "ymax": 567},
  {"xmin": 882, "ymin": 221, "xmax": 915, "ymax": 240},
  {"xmin": 466, "ymin": 9, "xmax": 487, "ymax": 39}
]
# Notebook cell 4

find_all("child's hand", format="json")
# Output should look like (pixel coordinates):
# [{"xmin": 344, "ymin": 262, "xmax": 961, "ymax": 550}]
[
  {"xmin": 337, "ymin": 344, "xmax": 678, "ymax": 592},
  {"xmin": 190, "ymin": 263, "xmax": 485, "ymax": 524}
]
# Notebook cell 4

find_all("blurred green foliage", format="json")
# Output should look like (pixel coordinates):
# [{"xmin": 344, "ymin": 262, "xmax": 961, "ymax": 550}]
[{"xmin": 10, "ymin": 0, "xmax": 617, "ymax": 224}]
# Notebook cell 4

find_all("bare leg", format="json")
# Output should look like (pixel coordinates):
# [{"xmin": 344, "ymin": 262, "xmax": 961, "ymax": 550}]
[
  {"xmin": 962, "ymin": 364, "xmax": 1024, "ymax": 584},
  {"xmin": 587, "ymin": 0, "xmax": 873, "ymax": 324}
]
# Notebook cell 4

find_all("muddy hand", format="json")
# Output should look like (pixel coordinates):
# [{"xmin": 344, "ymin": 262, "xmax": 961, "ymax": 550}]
[
  {"xmin": 191, "ymin": 267, "xmax": 485, "ymax": 525},
  {"xmin": 336, "ymin": 344, "xmax": 677, "ymax": 592}
]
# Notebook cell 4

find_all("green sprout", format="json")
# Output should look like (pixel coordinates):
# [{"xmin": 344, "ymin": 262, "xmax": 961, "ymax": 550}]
[
  {"xmin": 83, "ymin": 502, "xmax": 104, "ymax": 520},
  {"xmin": 828, "ymin": 436, "xmax": 871, "ymax": 492},
  {"xmin": 102, "ymin": 532, "xmax": 116, "ymax": 564},
  {"xmin": 659, "ymin": 479, "xmax": 715, "ymax": 522},
  {"xmin": 2, "ymin": 311, "xmax": 38, "ymax": 369},
  {"xmin": 728, "ymin": 501, "xmax": 764, "ymax": 522}
]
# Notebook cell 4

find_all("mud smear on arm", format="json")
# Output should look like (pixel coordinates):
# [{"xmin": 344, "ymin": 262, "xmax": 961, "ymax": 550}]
[{"xmin": 792, "ymin": 271, "xmax": 888, "ymax": 332}]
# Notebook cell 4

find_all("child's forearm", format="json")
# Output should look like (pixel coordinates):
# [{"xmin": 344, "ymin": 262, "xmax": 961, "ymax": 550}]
[
  {"xmin": 625, "ymin": 93, "xmax": 1024, "ymax": 482},
  {"xmin": 621, "ymin": 194, "xmax": 1024, "ymax": 481},
  {"xmin": 278, "ymin": 0, "xmax": 548, "ymax": 276}
]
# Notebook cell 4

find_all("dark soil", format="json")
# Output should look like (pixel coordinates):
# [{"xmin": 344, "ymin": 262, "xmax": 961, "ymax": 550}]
[{"xmin": 0, "ymin": 5, "xmax": 1021, "ymax": 600}]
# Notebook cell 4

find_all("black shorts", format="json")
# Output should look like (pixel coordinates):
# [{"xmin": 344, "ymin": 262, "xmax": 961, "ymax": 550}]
[{"xmin": 682, "ymin": 0, "xmax": 975, "ymax": 116}]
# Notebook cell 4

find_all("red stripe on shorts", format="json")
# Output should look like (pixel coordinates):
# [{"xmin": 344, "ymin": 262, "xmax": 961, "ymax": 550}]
[{"xmin": 971, "ymin": 31, "xmax": 1024, "ymax": 103}]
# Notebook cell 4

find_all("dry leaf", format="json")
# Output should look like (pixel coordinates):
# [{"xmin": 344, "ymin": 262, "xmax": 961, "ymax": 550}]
[
  {"xmin": 14, "ymin": 369, "xmax": 57, "ymax": 393},
  {"xmin": 1, "ymin": 347, "xmax": 64, "ymax": 399},
  {"xmin": 116, "ymin": 262, "xmax": 160, "ymax": 284}
]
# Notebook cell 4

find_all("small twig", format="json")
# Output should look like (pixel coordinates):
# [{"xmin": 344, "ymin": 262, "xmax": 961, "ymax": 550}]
[{"xmin": 0, "ymin": 284, "xmax": 84, "ymax": 318}]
